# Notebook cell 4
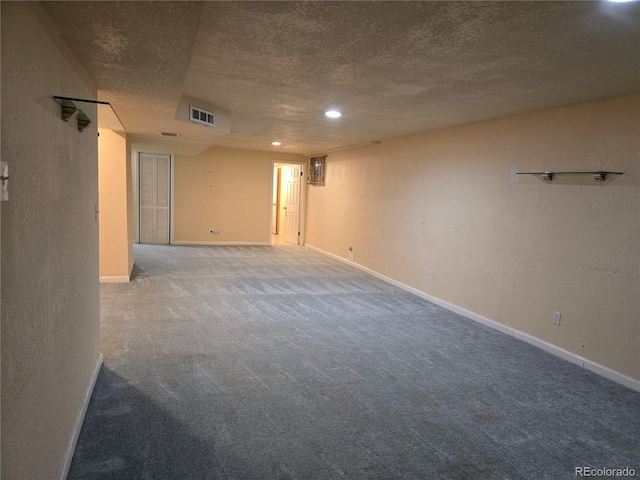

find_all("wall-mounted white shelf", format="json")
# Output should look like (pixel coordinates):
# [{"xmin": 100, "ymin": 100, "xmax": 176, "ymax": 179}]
[
  {"xmin": 53, "ymin": 96, "xmax": 125, "ymax": 132},
  {"xmin": 516, "ymin": 171, "xmax": 623, "ymax": 183}
]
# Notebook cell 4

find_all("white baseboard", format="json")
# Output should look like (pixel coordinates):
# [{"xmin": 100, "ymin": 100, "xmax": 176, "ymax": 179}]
[
  {"xmin": 99, "ymin": 275, "xmax": 130, "ymax": 283},
  {"xmin": 304, "ymin": 244, "xmax": 640, "ymax": 393},
  {"xmin": 171, "ymin": 241, "xmax": 270, "ymax": 246},
  {"xmin": 59, "ymin": 353, "xmax": 103, "ymax": 480}
]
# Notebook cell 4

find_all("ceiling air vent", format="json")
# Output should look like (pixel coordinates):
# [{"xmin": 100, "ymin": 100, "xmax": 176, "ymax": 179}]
[
  {"xmin": 159, "ymin": 131, "xmax": 180, "ymax": 137},
  {"xmin": 190, "ymin": 105, "xmax": 215, "ymax": 128}
]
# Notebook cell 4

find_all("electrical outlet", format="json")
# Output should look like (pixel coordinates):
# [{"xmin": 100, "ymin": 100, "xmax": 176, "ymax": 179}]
[
  {"xmin": 429, "ymin": 271, "xmax": 435, "ymax": 281},
  {"xmin": 553, "ymin": 311, "xmax": 561, "ymax": 325},
  {"xmin": 210, "ymin": 229, "xmax": 221, "ymax": 235},
  {"xmin": 366, "ymin": 249, "xmax": 370, "ymax": 257}
]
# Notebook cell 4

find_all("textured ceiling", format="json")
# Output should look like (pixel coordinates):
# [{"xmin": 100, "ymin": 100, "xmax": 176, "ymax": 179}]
[{"xmin": 42, "ymin": 1, "xmax": 639, "ymax": 156}]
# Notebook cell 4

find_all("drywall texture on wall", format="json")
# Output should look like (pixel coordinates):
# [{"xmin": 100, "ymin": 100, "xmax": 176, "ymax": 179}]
[
  {"xmin": 306, "ymin": 94, "xmax": 639, "ymax": 381},
  {"xmin": 99, "ymin": 129, "xmax": 134, "ymax": 280},
  {"xmin": 173, "ymin": 146, "xmax": 303, "ymax": 243},
  {"xmin": 1, "ymin": 3, "xmax": 101, "ymax": 479}
]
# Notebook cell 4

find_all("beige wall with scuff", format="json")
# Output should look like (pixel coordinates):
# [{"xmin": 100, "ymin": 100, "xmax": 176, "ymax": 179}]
[
  {"xmin": 306, "ymin": 94, "xmax": 639, "ymax": 381},
  {"xmin": 99, "ymin": 129, "xmax": 134, "ymax": 280},
  {"xmin": 173, "ymin": 146, "xmax": 304, "ymax": 243},
  {"xmin": 1, "ymin": 3, "xmax": 101, "ymax": 478}
]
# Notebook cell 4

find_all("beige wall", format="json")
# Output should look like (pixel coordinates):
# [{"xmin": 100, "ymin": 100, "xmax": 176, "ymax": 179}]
[
  {"xmin": 1, "ymin": 3, "xmax": 101, "ymax": 478},
  {"xmin": 127, "ymin": 137, "xmax": 135, "ymax": 266},
  {"xmin": 278, "ymin": 167, "xmax": 287, "ymax": 235},
  {"xmin": 174, "ymin": 146, "xmax": 303, "ymax": 243},
  {"xmin": 99, "ymin": 129, "xmax": 134, "ymax": 280},
  {"xmin": 306, "ymin": 94, "xmax": 639, "ymax": 381}
]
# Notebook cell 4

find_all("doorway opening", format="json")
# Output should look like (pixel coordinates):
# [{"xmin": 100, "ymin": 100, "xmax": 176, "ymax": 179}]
[{"xmin": 271, "ymin": 162, "xmax": 305, "ymax": 246}]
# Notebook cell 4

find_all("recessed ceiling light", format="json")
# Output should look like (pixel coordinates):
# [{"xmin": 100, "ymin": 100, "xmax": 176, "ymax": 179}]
[
  {"xmin": 325, "ymin": 110, "xmax": 342, "ymax": 119},
  {"xmin": 272, "ymin": 141, "xmax": 282, "ymax": 146}
]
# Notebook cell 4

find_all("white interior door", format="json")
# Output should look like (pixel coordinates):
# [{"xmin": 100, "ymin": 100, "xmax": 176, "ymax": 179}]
[
  {"xmin": 284, "ymin": 165, "xmax": 301, "ymax": 245},
  {"xmin": 139, "ymin": 153, "xmax": 170, "ymax": 244},
  {"xmin": 271, "ymin": 167, "xmax": 279, "ymax": 235}
]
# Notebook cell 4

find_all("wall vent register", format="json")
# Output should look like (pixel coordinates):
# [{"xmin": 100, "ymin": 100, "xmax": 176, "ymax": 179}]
[{"xmin": 190, "ymin": 105, "xmax": 215, "ymax": 128}]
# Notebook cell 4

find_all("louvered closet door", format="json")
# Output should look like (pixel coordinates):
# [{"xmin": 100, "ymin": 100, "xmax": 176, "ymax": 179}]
[{"xmin": 139, "ymin": 153, "xmax": 170, "ymax": 244}]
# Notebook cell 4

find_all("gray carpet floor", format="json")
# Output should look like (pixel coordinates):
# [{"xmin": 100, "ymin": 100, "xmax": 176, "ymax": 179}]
[{"xmin": 68, "ymin": 244, "xmax": 640, "ymax": 480}]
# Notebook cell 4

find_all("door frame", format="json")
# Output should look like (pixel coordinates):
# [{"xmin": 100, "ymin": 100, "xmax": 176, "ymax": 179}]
[{"xmin": 271, "ymin": 160, "xmax": 306, "ymax": 246}]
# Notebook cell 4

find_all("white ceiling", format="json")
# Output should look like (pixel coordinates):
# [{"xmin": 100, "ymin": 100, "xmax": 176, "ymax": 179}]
[{"xmin": 42, "ymin": 1, "xmax": 639, "ymax": 156}]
